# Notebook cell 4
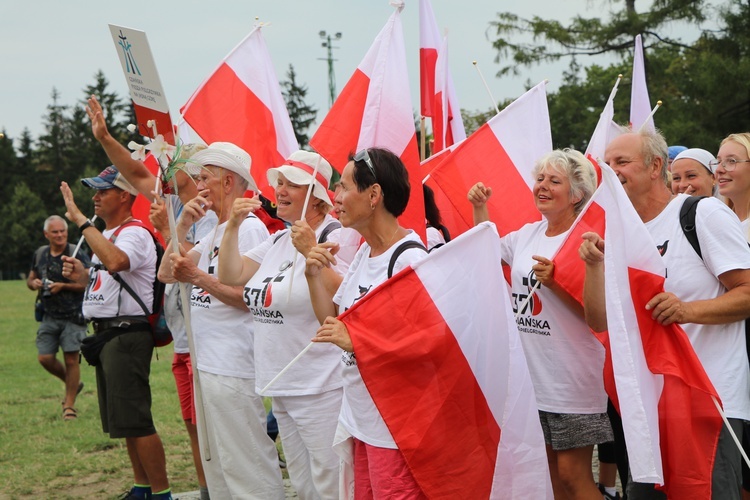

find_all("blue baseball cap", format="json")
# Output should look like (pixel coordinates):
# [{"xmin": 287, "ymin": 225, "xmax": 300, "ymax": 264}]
[{"xmin": 81, "ymin": 165, "xmax": 138, "ymax": 195}]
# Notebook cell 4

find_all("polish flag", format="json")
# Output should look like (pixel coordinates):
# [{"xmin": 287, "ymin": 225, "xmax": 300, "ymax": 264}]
[
  {"xmin": 630, "ymin": 34, "xmax": 654, "ymax": 132},
  {"xmin": 553, "ymin": 162, "xmax": 722, "ymax": 498},
  {"xmin": 422, "ymin": 147, "xmax": 471, "ymax": 239},
  {"xmin": 432, "ymin": 35, "xmax": 467, "ymax": 153},
  {"xmin": 418, "ymin": 0, "xmax": 441, "ymax": 118},
  {"xmin": 428, "ymin": 81, "xmax": 550, "ymax": 237},
  {"xmin": 340, "ymin": 222, "xmax": 552, "ymax": 499},
  {"xmin": 310, "ymin": 2, "xmax": 426, "ymax": 242},
  {"xmin": 180, "ymin": 24, "xmax": 298, "ymax": 199},
  {"xmin": 585, "ymin": 78, "xmax": 620, "ymax": 162}
]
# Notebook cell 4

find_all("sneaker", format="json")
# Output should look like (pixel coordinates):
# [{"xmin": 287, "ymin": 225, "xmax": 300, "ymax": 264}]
[
  {"xmin": 598, "ymin": 483, "xmax": 621, "ymax": 500},
  {"xmin": 119, "ymin": 487, "xmax": 152, "ymax": 500}
]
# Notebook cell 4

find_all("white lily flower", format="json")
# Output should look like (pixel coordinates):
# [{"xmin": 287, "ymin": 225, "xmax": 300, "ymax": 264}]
[
  {"xmin": 128, "ymin": 141, "xmax": 147, "ymax": 161},
  {"xmin": 126, "ymin": 124, "xmax": 137, "ymax": 133},
  {"xmin": 145, "ymin": 134, "xmax": 176, "ymax": 162}
]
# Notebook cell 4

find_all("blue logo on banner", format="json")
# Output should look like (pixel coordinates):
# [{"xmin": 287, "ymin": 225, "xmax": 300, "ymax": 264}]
[{"xmin": 117, "ymin": 30, "xmax": 141, "ymax": 76}]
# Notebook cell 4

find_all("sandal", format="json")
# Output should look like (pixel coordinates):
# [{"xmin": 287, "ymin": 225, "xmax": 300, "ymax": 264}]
[{"xmin": 62, "ymin": 407, "xmax": 77, "ymax": 421}]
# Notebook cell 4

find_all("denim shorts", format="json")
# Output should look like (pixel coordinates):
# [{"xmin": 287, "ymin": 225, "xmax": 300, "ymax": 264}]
[{"xmin": 36, "ymin": 315, "xmax": 87, "ymax": 355}]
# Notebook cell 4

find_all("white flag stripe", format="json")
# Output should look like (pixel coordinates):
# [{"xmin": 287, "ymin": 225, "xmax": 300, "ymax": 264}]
[
  {"xmin": 488, "ymin": 81, "xmax": 552, "ymax": 192},
  {"xmin": 412, "ymin": 222, "xmax": 552, "ymax": 498},
  {"xmin": 598, "ymin": 163, "xmax": 665, "ymax": 483}
]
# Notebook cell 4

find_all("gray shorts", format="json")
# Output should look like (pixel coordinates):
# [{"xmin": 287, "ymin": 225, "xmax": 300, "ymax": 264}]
[
  {"xmin": 539, "ymin": 410, "xmax": 614, "ymax": 451},
  {"xmin": 36, "ymin": 315, "xmax": 87, "ymax": 355}
]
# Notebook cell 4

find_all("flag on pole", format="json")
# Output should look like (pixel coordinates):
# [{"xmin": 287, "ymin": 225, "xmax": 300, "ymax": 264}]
[
  {"xmin": 340, "ymin": 222, "xmax": 552, "ymax": 499},
  {"xmin": 432, "ymin": 35, "xmax": 466, "ymax": 153},
  {"xmin": 180, "ymin": 24, "xmax": 298, "ymax": 199},
  {"xmin": 422, "ymin": 148, "xmax": 471, "ymax": 239},
  {"xmin": 428, "ymin": 81, "xmax": 550, "ymax": 237},
  {"xmin": 630, "ymin": 34, "xmax": 654, "ymax": 132},
  {"xmin": 552, "ymin": 162, "xmax": 722, "ymax": 498},
  {"xmin": 310, "ymin": 2, "xmax": 426, "ymax": 242},
  {"xmin": 418, "ymin": 0, "xmax": 441, "ymax": 118},
  {"xmin": 586, "ymin": 85, "xmax": 618, "ymax": 162}
]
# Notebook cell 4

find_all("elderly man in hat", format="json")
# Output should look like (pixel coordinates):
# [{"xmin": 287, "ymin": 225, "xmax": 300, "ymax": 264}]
[
  {"xmin": 60, "ymin": 166, "xmax": 172, "ymax": 500},
  {"xmin": 158, "ymin": 142, "xmax": 284, "ymax": 499}
]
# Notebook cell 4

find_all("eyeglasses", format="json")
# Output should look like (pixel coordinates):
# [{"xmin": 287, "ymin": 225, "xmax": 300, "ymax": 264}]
[
  {"xmin": 354, "ymin": 149, "xmax": 377, "ymax": 181},
  {"xmin": 708, "ymin": 158, "xmax": 750, "ymax": 171}
]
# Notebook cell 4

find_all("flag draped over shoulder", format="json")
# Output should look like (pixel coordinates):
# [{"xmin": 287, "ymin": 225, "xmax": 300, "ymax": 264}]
[
  {"xmin": 428, "ymin": 81, "xmax": 550, "ymax": 238},
  {"xmin": 180, "ymin": 24, "xmax": 298, "ymax": 199},
  {"xmin": 339, "ymin": 222, "xmax": 552, "ymax": 499},
  {"xmin": 554, "ymin": 162, "xmax": 722, "ymax": 498},
  {"xmin": 310, "ymin": 3, "xmax": 425, "ymax": 242},
  {"xmin": 630, "ymin": 34, "xmax": 654, "ymax": 132}
]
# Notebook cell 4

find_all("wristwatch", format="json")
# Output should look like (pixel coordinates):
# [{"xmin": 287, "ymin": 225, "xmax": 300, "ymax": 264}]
[{"xmin": 79, "ymin": 219, "xmax": 93, "ymax": 231}]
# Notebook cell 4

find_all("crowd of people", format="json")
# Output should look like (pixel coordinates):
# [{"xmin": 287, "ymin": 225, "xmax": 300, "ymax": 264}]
[{"xmin": 25, "ymin": 90, "xmax": 750, "ymax": 499}]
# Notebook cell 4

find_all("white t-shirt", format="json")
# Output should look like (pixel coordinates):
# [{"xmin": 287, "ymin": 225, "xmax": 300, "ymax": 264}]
[
  {"xmin": 333, "ymin": 231, "xmax": 427, "ymax": 448},
  {"xmin": 189, "ymin": 215, "xmax": 269, "ymax": 379},
  {"xmin": 426, "ymin": 225, "xmax": 446, "ymax": 251},
  {"xmin": 243, "ymin": 215, "xmax": 352, "ymax": 396},
  {"xmin": 84, "ymin": 222, "xmax": 157, "ymax": 319},
  {"xmin": 646, "ymin": 194, "xmax": 750, "ymax": 420},
  {"xmin": 500, "ymin": 220, "xmax": 608, "ymax": 414},
  {"xmin": 166, "ymin": 198, "xmax": 218, "ymax": 354}
]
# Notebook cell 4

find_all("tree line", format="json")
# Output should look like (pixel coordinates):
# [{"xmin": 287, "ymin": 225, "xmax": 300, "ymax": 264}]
[{"xmin": 1, "ymin": 0, "xmax": 747, "ymax": 278}]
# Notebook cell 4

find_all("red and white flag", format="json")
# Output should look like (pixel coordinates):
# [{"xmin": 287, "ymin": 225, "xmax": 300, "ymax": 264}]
[
  {"xmin": 432, "ymin": 35, "xmax": 466, "ymax": 153},
  {"xmin": 180, "ymin": 24, "xmax": 298, "ymax": 199},
  {"xmin": 428, "ymin": 81, "xmax": 550, "ymax": 237},
  {"xmin": 585, "ymin": 78, "xmax": 620, "ymax": 162},
  {"xmin": 552, "ymin": 162, "xmax": 723, "ymax": 498},
  {"xmin": 418, "ymin": 0, "xmax": 440, "ymax": 118},
  {"xmin": 340, "ymin": 222, "xmax": 552, "ymax": 499},
  {"xmin": 630, "ymin": 34, "xmax": 654, "ymax": 132},
  {"xmin": 310, "ymin": 2, "xmax": 425, "ymax": 242},
  {"xmin": 422, "ymin": 147, "xmax": 471, "ymax": 239}
]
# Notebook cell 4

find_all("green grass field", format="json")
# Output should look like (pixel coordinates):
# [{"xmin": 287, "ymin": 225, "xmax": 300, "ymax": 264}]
[{"xmin": 0, "ymin": 280, "xmax": 282, "ymax": 499}]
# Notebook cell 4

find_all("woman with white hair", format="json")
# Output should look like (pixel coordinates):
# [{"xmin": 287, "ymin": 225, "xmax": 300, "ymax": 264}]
[
  {"xmin": 670, "ymin": 148, "xmax": 717, "ymax": 197},
  {"xmin": 468, "ymin": 149, "xmax": 611, "ymax": 500},
  {"xmin": 218, "ymin": 150, "xmax": 356, "ymax": 500}
]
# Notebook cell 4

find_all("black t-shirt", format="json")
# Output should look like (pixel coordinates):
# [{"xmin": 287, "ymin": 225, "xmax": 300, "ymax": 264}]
[{"xmin": 30, "ymin": 244, "xmax": 91, "ymax": 320}]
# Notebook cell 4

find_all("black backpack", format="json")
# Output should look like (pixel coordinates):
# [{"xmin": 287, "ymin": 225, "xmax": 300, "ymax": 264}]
[{"xmin": 679, "ymin": 195, "xmax": 750, "ymax": 364}]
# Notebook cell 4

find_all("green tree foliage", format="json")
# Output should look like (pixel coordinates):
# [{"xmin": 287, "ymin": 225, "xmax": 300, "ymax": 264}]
[
  {"xmin": 0, "ymin": 71, "xmax": 134, "ymax": 278},
  {"xmin": 0, "ymin": 183, "xmax": 47, "ymax": 280},
  {"xmin": 489, "ymin": 0, "xmax": 707, "ymax": 76},
  {"xmin": 489, "ymin": 0, "xmax": 749, "ymax": 150},
  {"xmin": 281, "ymin": 64, "xmax": 318, "ymax": 149}
]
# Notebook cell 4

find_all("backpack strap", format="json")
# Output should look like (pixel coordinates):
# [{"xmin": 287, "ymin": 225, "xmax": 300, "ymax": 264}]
[
  {"xmin": 387, "ymin": 240, "xmax": 427, "ymax": 279},
  {"xmin": 679, "ymin": 196, "xmax": 706, "ymax": 260},
  {"xmin": 318, "ymin": 221, "xmax": 341, "ymax": 244},
  {"xmin": 107, "ymin": 220, "xmax": 157, "ymax": 316}
]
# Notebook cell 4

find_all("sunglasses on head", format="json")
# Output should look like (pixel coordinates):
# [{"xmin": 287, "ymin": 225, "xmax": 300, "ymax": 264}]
[{"xmin": 354, "ymin": 149, "xmax": 377, "ymax": 181}]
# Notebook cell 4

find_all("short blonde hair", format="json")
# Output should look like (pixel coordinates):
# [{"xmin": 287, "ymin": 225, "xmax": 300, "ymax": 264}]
[{"xmin": 532, "ymin": 149, "xmax": 597, "ymax": 214}]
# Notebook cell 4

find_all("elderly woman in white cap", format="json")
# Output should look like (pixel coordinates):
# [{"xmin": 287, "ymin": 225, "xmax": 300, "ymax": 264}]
[
  {"xmin": 218, "ymin": 150, "xmax": 356, "ymax": 500},
  {"xmin": 670, "ymin": 148, "xmax": 717, "ymax": 197},
  {"xmin": 159, "ymin": 142, "xmax": 285, "ymax": 499}
]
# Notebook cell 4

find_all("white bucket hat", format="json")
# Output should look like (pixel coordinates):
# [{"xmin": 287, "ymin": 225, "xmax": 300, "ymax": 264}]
[
  {"xmin": 189, "ymin": 142, "xmax": 258, "ymax": 192},
  {"xmin": 672, "ymin": 148, "xmax": 717, "ymax": 174},
  {"xmin": 267, "ymin": 150, "xmax": 334, "ymax": 205}
]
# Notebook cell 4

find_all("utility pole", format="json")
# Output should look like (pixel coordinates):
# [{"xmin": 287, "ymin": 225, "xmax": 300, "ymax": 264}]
[{"xmin": 318, "ymin": 31, "xmax": 342, "ymax": 108}]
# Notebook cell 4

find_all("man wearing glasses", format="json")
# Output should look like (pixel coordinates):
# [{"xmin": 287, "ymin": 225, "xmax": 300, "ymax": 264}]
[{"xmin": 581, "ymin": 127, "xmax": 750, "ymax": 500}]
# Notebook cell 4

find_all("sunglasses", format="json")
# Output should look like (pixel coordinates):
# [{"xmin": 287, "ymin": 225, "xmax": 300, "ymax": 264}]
[{"xmin": 354, "ymin": 148, "xmax": 377, "ymax": 181}]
